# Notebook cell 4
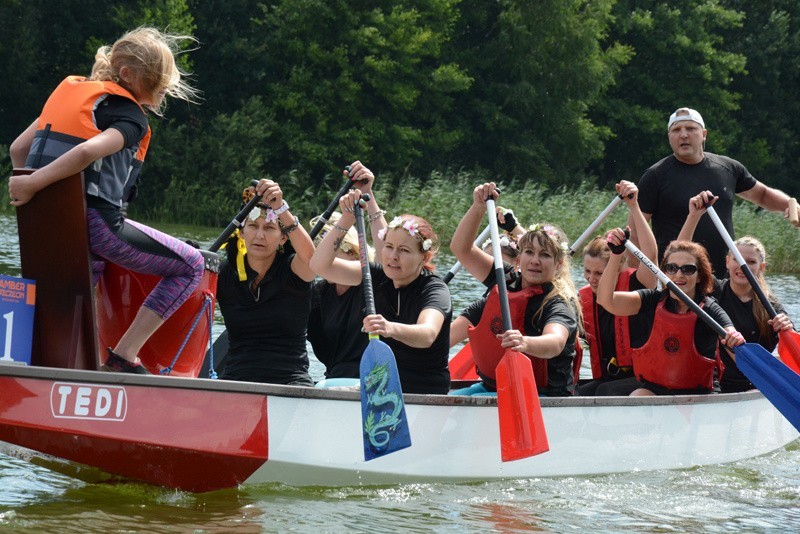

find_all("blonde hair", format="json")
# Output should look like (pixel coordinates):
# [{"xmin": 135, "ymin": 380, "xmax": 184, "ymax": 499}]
[
  {"xmin": 90, "ymin": 27, "xmax": 200, "ymax": 115},
  {"xmin": 518, "ymin": 223, "xmax": 582, "ymax": 330},
  {"xmin": 311, "ymin": 212, "xmax": 375, "ymax": 262},
  {"xmin": 731, "ymin": 236, "xmax": 774, "ymax": 340}
]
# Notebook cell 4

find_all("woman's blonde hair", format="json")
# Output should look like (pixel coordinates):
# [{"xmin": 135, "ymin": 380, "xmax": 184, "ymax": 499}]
[
  {"xmin": 90, "ymin": 27, "xmax": 200, "ymax": 115},
  {"xmin": 518, "ymin": 223, "xmax": 582, "ymax": 330},
  {"xmin": 311, "ymin": 212, "xmax": 375, "ymax": 262},
  {"xmin": 731, "ymin": 236, "xmax": 774, "ymax": 340}
]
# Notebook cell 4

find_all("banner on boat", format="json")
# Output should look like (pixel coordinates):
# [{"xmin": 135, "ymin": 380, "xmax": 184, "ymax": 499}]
[{"xmin": 0, "ymin": 274, "xmax": 36, "ymax": 365}]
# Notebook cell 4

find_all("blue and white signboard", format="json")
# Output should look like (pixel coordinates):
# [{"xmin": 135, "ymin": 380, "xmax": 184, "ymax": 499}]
[{"xmin": 0, "ymin": 274, "xmax": 36, "ymax": 365}]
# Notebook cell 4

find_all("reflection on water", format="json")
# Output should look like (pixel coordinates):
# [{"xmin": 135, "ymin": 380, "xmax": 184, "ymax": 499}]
[
  {"xmin": 0, "ymin": 215, "xmax": 21, "ymax": 276},
  {"xmin": 1, "ymin": 213, "xmax": 800, "ymax": 531}
]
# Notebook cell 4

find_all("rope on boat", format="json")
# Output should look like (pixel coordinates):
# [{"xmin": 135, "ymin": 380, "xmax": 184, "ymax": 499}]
[
  {"xmin": 160, "ymin": 291, "xmax": 215, "ymax": 376},
  {"xmin": 205, "ymin": 296, "xmax": 218, "ymax": 379}
]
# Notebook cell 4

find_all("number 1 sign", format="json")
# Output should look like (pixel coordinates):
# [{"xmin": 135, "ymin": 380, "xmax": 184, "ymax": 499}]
[{"xmin": 0, "ymin": 274, "xmax": 36, "ymax": 365}]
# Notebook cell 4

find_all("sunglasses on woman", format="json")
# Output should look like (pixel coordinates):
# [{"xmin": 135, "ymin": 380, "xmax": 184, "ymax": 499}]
[{"xmin": 663, "ymin": 263, "xmax": 698, "ymax": 276}]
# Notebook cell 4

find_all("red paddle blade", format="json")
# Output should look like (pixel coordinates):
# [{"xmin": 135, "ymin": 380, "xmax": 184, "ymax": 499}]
[
  {"xmin": 449, "ymin": 343, "xmax": 479, "ymax": 380},
  {"xmin": 777, "ymin": 330, "xmax": 800, "ymax": 375},
  {"xmin": 496, "ymin": 350, "xmax": 549, "ymax": 461}
]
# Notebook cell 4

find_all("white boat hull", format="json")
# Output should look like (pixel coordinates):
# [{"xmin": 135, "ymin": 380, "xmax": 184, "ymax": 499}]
[{"xmin": 248, "ymin": 389, "xmax": 797, "ymax": 486}]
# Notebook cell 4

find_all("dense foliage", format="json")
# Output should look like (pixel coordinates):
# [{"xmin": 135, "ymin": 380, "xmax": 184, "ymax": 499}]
[{"xmin": 1, "ymin": 0, "xmax": 799, "ymax": 231}]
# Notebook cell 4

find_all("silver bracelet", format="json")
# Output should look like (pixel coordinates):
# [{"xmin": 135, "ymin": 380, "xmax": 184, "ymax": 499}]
[
  {"xmin": 333, "ymin": 223, "xmax": 349, "ymax": 233},
  {"xmin": 368, "ymin": 209, "xmax": 386, "ymax": 222}
]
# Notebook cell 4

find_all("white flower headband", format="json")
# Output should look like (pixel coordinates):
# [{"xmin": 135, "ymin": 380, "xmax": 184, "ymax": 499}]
[
  {"xmin": 482, "ymin": 235, "xmax": 517, "ymax": 250},
  {"xmin": 378, "ymin": 216, "xmax": 433, "ymax": 251},
  {"xmin": 527, "ymin": 223, "xmax": 569, "ymax": 252},
  {"xmin": 247, "ymin": 206, "xmax": 278, "ymax": 223}
]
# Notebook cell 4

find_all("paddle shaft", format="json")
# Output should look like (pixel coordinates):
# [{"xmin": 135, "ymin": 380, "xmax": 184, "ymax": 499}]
[
  {"xmin": 705, "ymin": 205, "xmax": 779, "ymax": 318},
  {"xmin": 442, "ymin": 224, "xmax": 492, "ymax": 284},
  {"xmin": 207, "ymin": 180, "xmax": 260, "ymax": 252},
  {"xmin": 624, "ymin": 240, "xmax": 728, "ymax": 338},
  {"xmin": 486, "ymin": 198, "xmax": 513, "ymax": 330},
  {"xmin": 568, "ymin": 194, "xmax": 625, "ymax": 256},
  {"xmin": 309, "ymin": 176, "xmax": 355, "ymax": 239},
  {"xmin": 354, "ymin": 195, "xmax": 378, "ymax": 323}
]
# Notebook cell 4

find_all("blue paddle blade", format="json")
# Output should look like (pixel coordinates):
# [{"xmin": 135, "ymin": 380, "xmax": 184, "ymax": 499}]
[
  {"xmin": 360, "ymin": 339, "xmax": 411, "ymax": 461},
  {"xmin": 736, "ymin": 343, "xmax": 800, "ymax": 432}
]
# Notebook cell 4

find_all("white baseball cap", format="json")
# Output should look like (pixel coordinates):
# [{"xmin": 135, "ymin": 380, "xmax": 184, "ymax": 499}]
[{"xmin": 667, "ymin": 108, "xmax": 705, "ymax": 131}]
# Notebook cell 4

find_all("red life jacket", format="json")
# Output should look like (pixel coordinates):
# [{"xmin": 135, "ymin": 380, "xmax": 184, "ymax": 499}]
[
  {"xmin": 632, "ymin": 299, "xmax": 718, "ymax": 390},
  {"xmin": 579, "ymin": 268, "xmax": 635, "ymax": 379},
  {"xmin": 468, "ymin": 284, "xmax": 547, "ymax": 387}
]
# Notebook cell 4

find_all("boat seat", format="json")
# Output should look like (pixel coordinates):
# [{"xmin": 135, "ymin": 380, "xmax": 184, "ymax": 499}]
[
  {"xmin": 14, "ymin": 169, "xmax": 98, "ymax": 369},
  {"xmin": 448, "ymin": 382, "xmax": 497, "ymax": 397},
  {"xmin": 315, "ymin": 378, "xmax": 360, "ymax": 389}
]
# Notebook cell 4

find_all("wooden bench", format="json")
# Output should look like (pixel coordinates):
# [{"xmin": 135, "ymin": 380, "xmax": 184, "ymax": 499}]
[{"xmin": 14, "ymin": 169, "xmax": 98, "ymax": 370}]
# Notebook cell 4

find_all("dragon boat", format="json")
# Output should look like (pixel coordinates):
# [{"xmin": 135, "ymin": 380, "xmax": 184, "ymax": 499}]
[
  {"xmin": 0, "ymin": 172, "xmax": 797, "ymax": 492},
  {"xmin": 0, "ymin": 365, "xmax": 796, "ymax": 492}
]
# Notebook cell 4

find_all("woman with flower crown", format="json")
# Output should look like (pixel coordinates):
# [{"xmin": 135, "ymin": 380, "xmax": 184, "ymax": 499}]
[
  {"xmin": 307, "ymin": 162, "xmax": 387, "ymax": 379},
  {"xmin": 310, "ymin": 189, "xmax": 452, "ymax": 394},
  {"xmin": 216, "ymin": 179, "xmax": 316, "ymax": 385},
  {"xmin": 449, "ymin": 182, "xmax": 581, "ymax": 397}
]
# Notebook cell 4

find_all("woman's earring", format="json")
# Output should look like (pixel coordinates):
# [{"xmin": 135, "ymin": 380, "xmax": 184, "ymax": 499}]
[{"xmin": 277, "ymin": 243, "xmax": 284, "ymax": 253}]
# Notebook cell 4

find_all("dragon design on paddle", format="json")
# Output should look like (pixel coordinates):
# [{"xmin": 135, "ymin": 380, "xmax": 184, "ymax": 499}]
[{"xmin": 363, "ymin": 362, "xmax": 403, "ymax": 449}]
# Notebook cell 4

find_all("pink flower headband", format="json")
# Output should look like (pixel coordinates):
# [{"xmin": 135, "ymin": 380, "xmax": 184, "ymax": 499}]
[{"xmin": 378, "ymin": 216, "xmax": 433, "ymax": 251}]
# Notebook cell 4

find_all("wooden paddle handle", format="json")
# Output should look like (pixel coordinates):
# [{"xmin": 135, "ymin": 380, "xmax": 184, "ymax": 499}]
[{"xmin": 789, "ymin": 197, "xmax": 798, "ymax": 226}]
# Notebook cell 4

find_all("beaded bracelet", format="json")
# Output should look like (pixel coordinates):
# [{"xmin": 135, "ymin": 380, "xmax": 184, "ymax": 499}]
[
  {"xmin": 368, "ymin": 209, "xmax": 386, "ymax": 222},
  {"xmin": 282, "ymin": 216, "xmax": 300, "ymax": 235},
  {"xmin": 333, "ymin": 223, "xmax": 349, "ymax": 233}
]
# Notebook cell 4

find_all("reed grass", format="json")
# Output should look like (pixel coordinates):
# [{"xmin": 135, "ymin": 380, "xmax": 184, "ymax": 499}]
[
  {"xmin": 373, "ymin": 171, "xmax": 800, "ymax": 274},
  {"xmin": 1, "ymin": 161, "xmax": 798, "ymax": 272}
]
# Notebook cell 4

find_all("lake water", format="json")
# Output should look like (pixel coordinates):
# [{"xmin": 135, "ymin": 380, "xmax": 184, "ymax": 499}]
[{"xmin": 1, "ymin": 214, "xmax": 799, "ymax": 532}]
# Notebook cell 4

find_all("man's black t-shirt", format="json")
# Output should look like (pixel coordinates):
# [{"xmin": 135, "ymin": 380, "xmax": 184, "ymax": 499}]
[{"xmin": 638, "ymin": 153, "xmax": 757, "ymax": 278}]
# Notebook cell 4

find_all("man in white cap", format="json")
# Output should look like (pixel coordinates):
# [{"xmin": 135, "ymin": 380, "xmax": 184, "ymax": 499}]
[{"xmin": 636, "ymin": 107, "xmax": 799, "ymax": 277}]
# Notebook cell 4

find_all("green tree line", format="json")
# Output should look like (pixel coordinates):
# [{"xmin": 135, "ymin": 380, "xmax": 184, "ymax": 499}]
[{"xmin": 1, "ymin": 0, "xmax": 798, "ymax": 227}]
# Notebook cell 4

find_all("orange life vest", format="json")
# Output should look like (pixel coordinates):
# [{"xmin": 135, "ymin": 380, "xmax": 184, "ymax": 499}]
[
  {"xmin": 468, "ymin": 284, "xmax": 547, "ymax": 388},
  {"xmin": 631, "ymin": 299, "xmax": 718, "ymax": 390},
  {"xmin": 25, "ymin": 75, "xmax": 151, "ymax": 207},
  {"xmin": 579, "ymin": 267, "xmax": 635, "ymax": 379}
]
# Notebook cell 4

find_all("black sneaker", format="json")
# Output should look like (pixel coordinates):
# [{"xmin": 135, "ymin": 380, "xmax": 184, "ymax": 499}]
[{"xmin": 101, "ymin": 349, "xmax": 151, "ymax": 375}]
